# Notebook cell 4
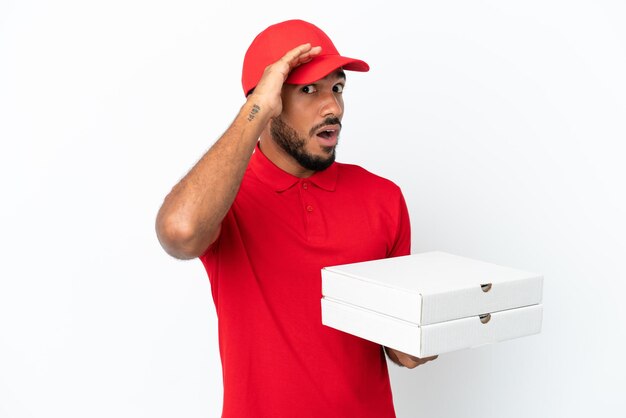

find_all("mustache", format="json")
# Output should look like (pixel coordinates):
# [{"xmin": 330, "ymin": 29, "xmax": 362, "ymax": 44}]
[{"xmin": 309, "ymin": 117, "xmax": 342, "ymax": 137}]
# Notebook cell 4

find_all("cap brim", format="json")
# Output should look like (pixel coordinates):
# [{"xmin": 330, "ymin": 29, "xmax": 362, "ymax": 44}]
[{"xmin": 286, "ymin": 55, "xmax": 369, "ymax": 86}]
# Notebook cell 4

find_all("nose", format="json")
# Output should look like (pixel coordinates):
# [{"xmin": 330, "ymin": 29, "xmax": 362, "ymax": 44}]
[{"xmin": 319, "ymin": 90, "xmax": 343, "ymax": 118}]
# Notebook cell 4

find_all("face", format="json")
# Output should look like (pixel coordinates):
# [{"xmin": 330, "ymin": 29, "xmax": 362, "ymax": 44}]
[{"xmin": 270, "ymin": 69, "xmax": 346, "ymax": 172}]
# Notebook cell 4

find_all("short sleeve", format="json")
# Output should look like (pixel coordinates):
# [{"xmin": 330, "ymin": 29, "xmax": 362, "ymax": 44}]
[{"xmin": 387, "ymin": 190, "xmax": 411, "ymax": 258}]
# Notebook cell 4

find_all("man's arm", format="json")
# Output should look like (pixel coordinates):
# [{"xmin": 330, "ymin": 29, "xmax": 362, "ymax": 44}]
[
  {"xmin": 385, "ymin": 347, "xmax": 438, "ymax": 369},
  {"xmin": 155, "ymin": 44, "xmax": 321, "ymax": 260}
]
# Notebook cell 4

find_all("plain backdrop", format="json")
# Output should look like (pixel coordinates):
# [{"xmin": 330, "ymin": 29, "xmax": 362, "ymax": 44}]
[{"xmin": 1, "ymin": 0, "xmax": 625, "ymax": 417}]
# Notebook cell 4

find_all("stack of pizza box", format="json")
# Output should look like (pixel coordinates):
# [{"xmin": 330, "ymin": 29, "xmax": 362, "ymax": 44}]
[{"xmin": 321, "ymin": 251, "xmax": 543, "ymax": 357}]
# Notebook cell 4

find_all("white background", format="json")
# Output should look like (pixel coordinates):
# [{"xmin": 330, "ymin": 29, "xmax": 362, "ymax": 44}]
[{"xmin": 1, "ymin": 0, "xmax": 625, "ymax": 417}]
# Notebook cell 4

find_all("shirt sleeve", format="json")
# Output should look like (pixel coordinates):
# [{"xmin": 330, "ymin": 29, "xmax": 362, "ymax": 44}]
[{"xmin": 387, "ymin": 190, "xmax": 411, "ymax": 258}]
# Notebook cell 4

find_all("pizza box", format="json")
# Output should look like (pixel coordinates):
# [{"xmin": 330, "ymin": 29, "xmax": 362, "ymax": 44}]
[{"xmin": 321, "ymin": 251, "xmax": 543, "ymax": 357}]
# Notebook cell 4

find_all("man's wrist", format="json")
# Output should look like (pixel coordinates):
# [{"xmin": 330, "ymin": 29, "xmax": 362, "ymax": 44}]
[{"xmin": 243, "ymin": 94, "xmax": 277, "ymax": 124}]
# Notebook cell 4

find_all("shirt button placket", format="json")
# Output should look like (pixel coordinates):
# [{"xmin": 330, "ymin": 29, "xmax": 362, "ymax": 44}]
[
  {"xmin": 299, "ymin": 180, "xmax": 324, "ymax": 240},
  {"xmin": 302, "ymin": 182, "xmax": 312, "ymax": 212}
]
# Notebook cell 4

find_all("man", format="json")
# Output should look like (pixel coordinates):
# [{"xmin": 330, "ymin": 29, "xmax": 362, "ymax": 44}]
[{"xmin": 156, "ymin": 19, "xmax": 436, "ymax": 418}]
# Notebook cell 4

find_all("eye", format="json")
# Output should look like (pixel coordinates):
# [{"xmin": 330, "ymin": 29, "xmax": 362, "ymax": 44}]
[
  {"xmin": 333, "ymin": 83, "xmax": 344, "ymax": 93},
  {"xmin": 301, "ymin": 85, "xmax": 317, "ymax": 94}
]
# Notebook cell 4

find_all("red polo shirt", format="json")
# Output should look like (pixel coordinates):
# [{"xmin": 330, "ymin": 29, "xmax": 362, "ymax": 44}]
[{"xmin": 200, "ymin": 146, "xmax": 410, "ymax": 418}]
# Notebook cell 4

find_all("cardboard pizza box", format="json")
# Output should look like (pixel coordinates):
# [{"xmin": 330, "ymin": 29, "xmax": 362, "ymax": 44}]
[{"xmin": 321, "ymin": 251, "xmax": 543, "ymax": 357}]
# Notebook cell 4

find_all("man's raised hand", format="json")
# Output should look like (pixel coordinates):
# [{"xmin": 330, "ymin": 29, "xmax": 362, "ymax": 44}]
[{"xmin": 249, "ymin": 43, "xmax": 322, "ymax": 118}]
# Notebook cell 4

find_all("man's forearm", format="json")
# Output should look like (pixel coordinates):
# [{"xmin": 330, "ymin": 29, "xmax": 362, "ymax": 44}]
[{"xmin": 155, "ymin": 98, "xmax": 272, "ymax": 259}]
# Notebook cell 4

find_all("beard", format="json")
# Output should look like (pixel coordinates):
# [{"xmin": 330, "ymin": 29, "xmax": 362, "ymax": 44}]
[{"xmin": 269, "ymin": 116, "xmax": 340, "ymax": 172}]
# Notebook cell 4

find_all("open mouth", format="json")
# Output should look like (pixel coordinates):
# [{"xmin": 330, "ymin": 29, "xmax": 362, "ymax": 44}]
[
  {"xmin": 317, "ymin": 129, "xmax": 336, "ymax": 139},
  {"xmin": 314, "ymin": 124, "xmax": 341, "ymax": 146}
]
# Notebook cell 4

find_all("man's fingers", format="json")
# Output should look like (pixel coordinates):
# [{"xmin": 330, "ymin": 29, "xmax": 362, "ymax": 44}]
[
  {"xmin": 295, "ymin": 45, "xmax": 322, "ymax": 66},
  {"xmin": 280, "ymin": 43, "xmax": 322, "ymax": 71},
  {"xmin": 410, "ymin": 354, "xmax": 438, "ymax": 363}
]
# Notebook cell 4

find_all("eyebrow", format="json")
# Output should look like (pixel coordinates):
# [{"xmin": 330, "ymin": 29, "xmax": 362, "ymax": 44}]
[
  {"xmin": 300, "ymin": 69, "xmax": 346, "ymax": 87},
  {"xmin": 333, "ymin": 69, "xmax": 346, "ymax": 81},
  {"xmin": 318, "ymin": 68, "xmax": 345, "ymax": 82}
]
